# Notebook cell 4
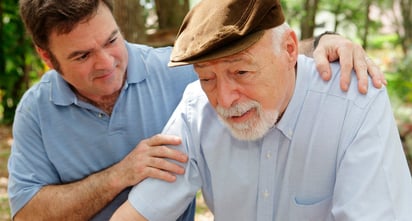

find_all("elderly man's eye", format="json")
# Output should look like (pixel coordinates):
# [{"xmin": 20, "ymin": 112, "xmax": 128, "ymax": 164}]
[{"xmin": 108, "ymin": 37, "xmax": 117, "ymax": 45}]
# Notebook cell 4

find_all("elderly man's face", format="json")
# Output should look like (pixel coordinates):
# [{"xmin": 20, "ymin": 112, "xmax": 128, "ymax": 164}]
[{"xmin": 194, "ymin": 30, "xmax": 298, "ymax": 141}]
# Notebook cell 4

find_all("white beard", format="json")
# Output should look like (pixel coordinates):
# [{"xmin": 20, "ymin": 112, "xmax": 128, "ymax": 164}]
[{"xmin": 216, "ymin": 100, "xmax": 279, "ymax": 141}]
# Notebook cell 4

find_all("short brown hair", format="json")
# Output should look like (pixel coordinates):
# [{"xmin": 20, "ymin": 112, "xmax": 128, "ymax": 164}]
[{"xmin": 19, "ymin": 0, "xmax": 114, "ymax": 50}]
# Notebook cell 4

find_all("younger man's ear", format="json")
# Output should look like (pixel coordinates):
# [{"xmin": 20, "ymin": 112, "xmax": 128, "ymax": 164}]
[{"xmin": 36, "ymin": 46, "xmax": 54, "ymax": 69}]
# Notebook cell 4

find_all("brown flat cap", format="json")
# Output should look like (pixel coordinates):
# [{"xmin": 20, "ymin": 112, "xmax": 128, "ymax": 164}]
[{"xmin": 168, "ymin": 0, "xmax": 285, "ymax": 67}]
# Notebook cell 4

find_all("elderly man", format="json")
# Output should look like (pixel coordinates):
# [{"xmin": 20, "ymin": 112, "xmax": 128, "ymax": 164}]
[{"xmin": 111, "ymin": 0, "xmax": 412, "ymax": 220}]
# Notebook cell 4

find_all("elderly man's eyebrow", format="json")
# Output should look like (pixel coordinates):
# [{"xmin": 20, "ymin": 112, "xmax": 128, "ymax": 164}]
[
  {"xmin": 66, "ymin": 29, "xmax": 119, "ymax": 60},
  {"xmin": 194, "ymin": 57, "xmax": 246, "ymax": 68}
]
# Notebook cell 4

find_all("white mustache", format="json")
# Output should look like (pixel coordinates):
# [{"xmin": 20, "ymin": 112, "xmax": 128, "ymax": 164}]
[{"xmin": 216, "ymin": 100, "xmax": 260, "ymax": 118}]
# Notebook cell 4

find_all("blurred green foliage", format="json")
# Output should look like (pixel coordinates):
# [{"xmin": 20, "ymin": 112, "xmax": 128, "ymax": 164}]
[
  {"xmin": 368, "ymin": 34, "xmax": 399, "ymax": 49},
  {"xmin": 0, "ymin": 0, "xmax": 44, "ymax": 124},
  {"xmin": 386, "ymin": 52, "xmax": 412, "ymax": 104}
]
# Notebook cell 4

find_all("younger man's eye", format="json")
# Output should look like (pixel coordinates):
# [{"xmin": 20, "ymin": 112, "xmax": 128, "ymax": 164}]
[{"xmin": 76, "ymin": 53, "xmax": 90, "ymax": 61}]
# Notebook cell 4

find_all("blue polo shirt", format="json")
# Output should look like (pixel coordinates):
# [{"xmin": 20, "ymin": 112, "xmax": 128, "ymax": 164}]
[{"xmin": 7, "ymin": 42, "xmax": 198, "ymax": 220}]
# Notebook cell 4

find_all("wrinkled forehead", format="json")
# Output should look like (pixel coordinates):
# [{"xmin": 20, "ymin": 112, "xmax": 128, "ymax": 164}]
[
  {"xmin": 194, "ymin": 52, "xmax": 255, "ymax": 69},
  {"xmin": 193, "ymin": 32, "xmax": 273, "ymax": 70}
]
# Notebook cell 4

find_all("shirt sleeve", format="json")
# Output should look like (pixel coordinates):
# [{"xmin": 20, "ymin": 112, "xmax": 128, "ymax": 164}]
[
  {"xmin": 128, "ymin": 88, "xmax": 203, "ymax": 221},
  {"xmin": 7, "ymin": 99, "xmax": 61, "ymax": 217},
  {"xmin": 331, "ymin": 88, "xmax": 412, "ymax": 220}
]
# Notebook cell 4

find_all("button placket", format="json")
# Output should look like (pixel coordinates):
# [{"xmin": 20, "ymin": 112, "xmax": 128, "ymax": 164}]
[{"xmin": 256, "ymin": 131, "xmax": 280, "ymax": 220}]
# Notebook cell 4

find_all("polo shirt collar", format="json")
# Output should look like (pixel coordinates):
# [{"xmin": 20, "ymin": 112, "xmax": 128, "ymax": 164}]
[
  {"xmin": 124, "ymin": 42, "xmax": 147, "ymax": 84},
  {"xmin": 49, "ymin": 71, "xmax": 76, "ymax": 106}
]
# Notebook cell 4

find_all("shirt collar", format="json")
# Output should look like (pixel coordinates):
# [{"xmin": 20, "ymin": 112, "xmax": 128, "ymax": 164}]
[
  {"xmin": 276, "ymin": 55, "xmax": 311, "ymax": 140},
  {"xmin": 49, "ymin": 71, "xmax": 76, "ymax": 106},
  {"xmin": 124, "ymin": 42, "xmax": 147, "ymax": 84}
]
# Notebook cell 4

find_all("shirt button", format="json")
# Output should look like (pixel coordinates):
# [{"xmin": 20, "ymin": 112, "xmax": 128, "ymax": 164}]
[
  {"xmin": 266, "ymin": 151, "xmax": 272, "ymax": 159},
  {"xmin": 98, "ymin": 113, "xmax": 104, "ymax": 118},
  {"xmin": 263, "ymin": 190, "xmax": 270, "ymax": 198},
  {"xmin": 288, "ymin": 129, "xmax": 293, "ymax": 137}
]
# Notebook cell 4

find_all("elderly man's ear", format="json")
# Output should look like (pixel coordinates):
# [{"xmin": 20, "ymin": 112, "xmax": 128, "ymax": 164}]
[{"xmin": 284, "ymin": 30, "xmax": 299, "ymax": 69}]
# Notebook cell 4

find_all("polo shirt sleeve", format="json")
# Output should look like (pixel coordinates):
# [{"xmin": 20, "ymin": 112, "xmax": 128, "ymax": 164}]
[
  {"xmin": 128, "ymin": 84, "xmax": 203, "ymax": 221},
  {"xmin": 7, "ymin": 94, "xmax": 62, "ymax": 218}
]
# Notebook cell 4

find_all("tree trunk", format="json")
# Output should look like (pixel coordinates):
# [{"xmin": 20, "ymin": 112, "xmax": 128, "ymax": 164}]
[
  {"xmin": 0, "ymin": 1, "xmax": 4, "ymax": 77},
  {"xmin": 400, "ymin": 0, "xmax": 412, "ymax": 55},
  {"xmin": 113, "ymin": 0, "xmax": 190, "ymax": 46},
  {"xmin": 150, "ymin": 0, "xmax": 190, "ymax": 46},
  {"xmin": 155, "ymin": 0, "xmax": 189, "ymax": 30},
  {"xmin": 332, "ymin": 0, "xmax": 343, "ymax": 33},
  {"xmin": 362, "ymin": 0, "xmax": 372, "ymax": 49},
  {"xmin": 113, "ymin": 0, "xmax": 146, "ymax": 43},
  {"xmin": 300, "ymin": 0, "xmax": 320, "ymax": 39},
  {"xmin": 0, "ymin": 1, "xmax": 5, "ymax": 123}
]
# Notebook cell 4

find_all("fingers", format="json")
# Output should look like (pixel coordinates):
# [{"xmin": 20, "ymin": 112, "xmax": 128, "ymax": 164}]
[
  {"xmin": 335, "ymin": 42, "xmax": 354, "ymax": 92},
  {"xmin": 115, "ymin": 134, "xmax": 189, "ymax": 185},
  {"xmin": 313, "ymin": 33, "xmax": 387, "ymax": 94},
  {"xmin": 341, "ymin": 43, "xmax": 387, "ymax": 93},
  {"xmin": 142, "ymin": 160, "xmax": 182, "ymax": 183},
  {"xmin": 366, "ymin": 57, "xmax": 387, "ymax": 88},
  {"xmin": 351, "ymin": 44, "xmax": 369, "ymax": 94},
  {"xmin": 313, "ymin": 34, "xmax": 353, "ymax": 84},
  {"xmin": 143, "ymin": 134, "xmax": 187, "ymax": 163},
  {"xmin": 136, "ymin": 134, "xmax": 188, "ymax": 182},
  {"xmin": 353, "ymin": 48, "xmax": 387, "ymax": 95},
  {"xmin": 313, "ymin": 47, "xmax": 333, "ymax": 81},
  {"xmin": 146, "ymin": 133, "xmax": 183, "ymax": 146},
  {"xmin": 313, "ymin": 34, "xmax": 342, "ymax": 81}
]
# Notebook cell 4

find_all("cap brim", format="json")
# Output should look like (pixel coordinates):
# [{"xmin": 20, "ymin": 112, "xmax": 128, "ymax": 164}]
[{"xmin": 168, "ymin": 30, "xmax": 265, "ymax": 67}]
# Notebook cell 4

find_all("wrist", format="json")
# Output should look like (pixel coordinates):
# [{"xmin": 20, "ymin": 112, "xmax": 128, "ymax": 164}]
[
  {"xmin": 313, "ymin": 31, "xmax": 339, "ymax": 49},
  {"xmin": 99, "ymin": 164, "xmax": 128, "ymax": 192}
]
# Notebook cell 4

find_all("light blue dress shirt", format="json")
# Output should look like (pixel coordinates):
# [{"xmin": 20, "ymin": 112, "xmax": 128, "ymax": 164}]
[
  {"xmin": 7, "ymin": 42, "xmax": 198, "ymax": 220},
  {"xmin": 129, "ymin": 55, "xmax": 412, "ymax": 221}
]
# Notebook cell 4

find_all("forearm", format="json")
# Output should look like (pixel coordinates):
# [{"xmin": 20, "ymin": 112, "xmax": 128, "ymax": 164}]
[
  {"xmin": 110, "ymin": 200, "xmax": 148, "ymax": 221},
  {"xmin": 298, "ymin": 38, "xmax": 315, "ymax": 57},
  {"xmin": 14, "ymin": 166, "xmax": 126, "ymax": 221}
]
